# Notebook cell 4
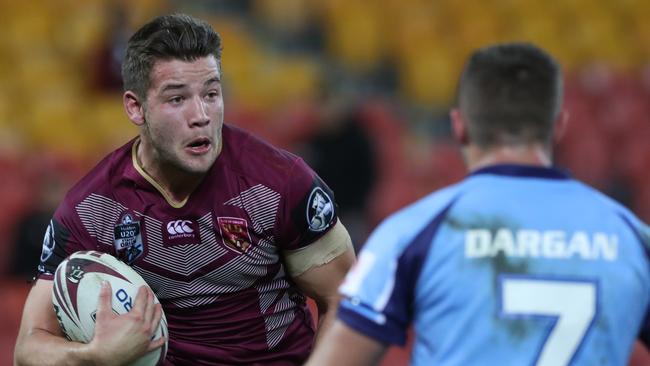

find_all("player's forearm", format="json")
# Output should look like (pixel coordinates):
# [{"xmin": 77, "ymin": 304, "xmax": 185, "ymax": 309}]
[{"xmin": 14, "ymin": 329, "xmax": 96, "ymax": 366}]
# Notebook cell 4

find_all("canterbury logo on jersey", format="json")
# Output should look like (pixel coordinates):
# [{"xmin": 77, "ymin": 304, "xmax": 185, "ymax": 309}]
[{"xmin": 167, "ymin": 220, "xmax": 194, "ymax": 235}]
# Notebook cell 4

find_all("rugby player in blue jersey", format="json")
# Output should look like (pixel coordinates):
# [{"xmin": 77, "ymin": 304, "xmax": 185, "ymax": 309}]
[{"xmin": 307, "ymin": 43, "xmax": 650, "ymax": 366}]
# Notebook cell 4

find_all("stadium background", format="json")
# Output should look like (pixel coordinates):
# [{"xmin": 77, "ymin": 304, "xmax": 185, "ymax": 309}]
[{"xmin": 1, "ymin": 0, "xmax": 649, "ymax": 364}]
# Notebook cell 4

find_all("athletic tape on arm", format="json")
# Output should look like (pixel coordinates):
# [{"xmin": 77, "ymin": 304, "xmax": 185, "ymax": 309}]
[{"xmin": 283, "ymin": 220, "xmax": 353, "ymax": 277}]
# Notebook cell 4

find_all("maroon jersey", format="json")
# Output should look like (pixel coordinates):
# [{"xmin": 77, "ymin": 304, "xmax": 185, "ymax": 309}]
[{"xmin": 37, "ymin": 124, "xmax": 339, "ymax": 365}]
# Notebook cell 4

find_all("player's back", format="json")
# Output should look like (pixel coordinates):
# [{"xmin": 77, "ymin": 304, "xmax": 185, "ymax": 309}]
[{"xmin": 339, "ymin": 164, "xmax": 650, "ymax": 366}]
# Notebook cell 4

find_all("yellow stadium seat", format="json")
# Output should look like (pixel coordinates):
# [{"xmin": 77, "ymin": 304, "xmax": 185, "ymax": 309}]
[
  {"xmin": 397, "ymin": 45, "xmax": 461, "ymax": 106},
  {"xmin": 321, "ymin": 0, "xmax": 386, "ymax": 71}
]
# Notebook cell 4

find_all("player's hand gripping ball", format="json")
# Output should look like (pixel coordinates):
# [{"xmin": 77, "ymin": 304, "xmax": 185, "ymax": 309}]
[{"xmin": 52, "ymin": 250, "xmax": 168, "ymax": 366}]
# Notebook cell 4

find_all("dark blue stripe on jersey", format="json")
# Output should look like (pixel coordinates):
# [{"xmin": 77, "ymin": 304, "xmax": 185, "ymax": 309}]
[
  {"xmin": 617, "ymin": 212, "xmax": 650, "ymax": 347},
  {"xmin": 618, "ymin": 213, "xmax": 650, "ymax": 262},
  {"xmin": 380, "ymin": 198, "xmax": 460, "ymax": 344},
  {"xmin": 338, "ymin": 301, "xmax": 406, "ymax": 345},
  {"xmin": 471, "ymin": 164, "xmax": 570, "ymax": 180}
]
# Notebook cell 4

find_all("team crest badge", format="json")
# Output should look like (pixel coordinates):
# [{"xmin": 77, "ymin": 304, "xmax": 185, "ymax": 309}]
[
  {"xmin": 217, "ymin": 217, "xmax": 253, "ymax": 253},
  {"xmin": 113, "ymin": 213, "xmax": 144, "ymax": 263},
  {"xmin": 306, "ymin": 187, "xmax": 334, "ymax": 232},
  {"xmin": 40, "ymin": 220, "xmax": 56, "ymax": 264}
]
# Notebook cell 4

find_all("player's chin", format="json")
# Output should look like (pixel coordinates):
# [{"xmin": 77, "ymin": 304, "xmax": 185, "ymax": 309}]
[{"xmin": 181, "ymin": 155, "xmax": 216, "ymax": 174}]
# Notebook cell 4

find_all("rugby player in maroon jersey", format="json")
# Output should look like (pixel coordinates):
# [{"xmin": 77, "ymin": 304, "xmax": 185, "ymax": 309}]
[{"xmin": 14, "ymin": 14, "xmax": 355, "ymax": 366}]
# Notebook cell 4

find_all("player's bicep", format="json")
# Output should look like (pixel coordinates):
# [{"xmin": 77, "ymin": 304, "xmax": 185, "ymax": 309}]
[
  {"xmin": 283, "ymin": 220, "xmax": 354, "ymax": 278},
  {"xmin": 17, "ymin": 280, "xmax": 63, "ymax": 341},
  {"xmin": 288, "ymin": 221, "xmax": 355, "ymax": 307}
]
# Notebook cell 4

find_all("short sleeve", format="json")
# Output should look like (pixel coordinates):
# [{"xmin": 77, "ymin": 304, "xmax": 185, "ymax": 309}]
[
  {"xmin": 336, "ymin": 198, "xmax": 454, "ymax": 346},
  {"xmin": 275, "ymin": 158, "xmax": 338, "ymax": 250},
  {"xmin": 36, "ymin": 199, "xmax": 94, "ymax": 280},
  {"xmin": 335, "ymin": 218, "xmax": 412, "ymax": 346}
]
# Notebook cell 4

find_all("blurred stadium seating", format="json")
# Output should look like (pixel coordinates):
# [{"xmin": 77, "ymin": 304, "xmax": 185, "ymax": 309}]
[{"xmin": 1, "ymin": 0, "xmax": 649, "ymax": 364}]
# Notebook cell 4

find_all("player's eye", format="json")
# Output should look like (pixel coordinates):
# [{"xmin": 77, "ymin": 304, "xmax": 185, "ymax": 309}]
[
  {"xmin": 168, "ymin": 96, "xmax": 184, "ymax": 104},
  {"xmin": 206, "ymin": 90, "xmax": 219, "ymax": 100}
]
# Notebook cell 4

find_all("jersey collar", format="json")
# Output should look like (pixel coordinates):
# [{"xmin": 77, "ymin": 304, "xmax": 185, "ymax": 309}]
[
  {"xmin": 131, "ymin": 138, "xmax": 190, "ymax": 208},
  {"xmin": 470, "ymin": 164, "xmax": 570, "ymax": 180}
]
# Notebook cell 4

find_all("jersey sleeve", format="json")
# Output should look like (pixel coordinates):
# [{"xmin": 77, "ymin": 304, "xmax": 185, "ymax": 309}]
[
  {"xmin": 335, "ymin": 218, "xmax": 414, "ymax": 346},
  {"xmin": 36, "ymin": 198, "xmax": 94, "ymax": 280},
  {"xmin": 336, "ymin": 193, "xmax": 456, "ymax": 346},
  {"xmin": 619, "ymin": 212, "xmax": 650, "ymax": 347},
  {"xmin": 274, "ymin": 158, "xmax": 338, "ymax": 251}
]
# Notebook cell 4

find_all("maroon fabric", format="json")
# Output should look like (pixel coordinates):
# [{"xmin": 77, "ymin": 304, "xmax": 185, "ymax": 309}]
[{"xmin": 37, "ymin": 124, "xmax": 338, "ymax": 364}]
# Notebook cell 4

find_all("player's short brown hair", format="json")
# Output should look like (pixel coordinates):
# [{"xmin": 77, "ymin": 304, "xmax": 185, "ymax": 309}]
[
  {"xmin": 457, "ymin": 43, "xmax": 563, "ymax": 147},
  {"xmin": 122, "ymin": 13, "xmax": 223, "ymax": 100}
]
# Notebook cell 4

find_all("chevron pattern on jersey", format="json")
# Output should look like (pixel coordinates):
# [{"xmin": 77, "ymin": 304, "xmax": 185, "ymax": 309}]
[
  {"xmin": 135, "ymin": 250, "xmax": 269, "ymax": 300},
  {"xmin": 133, "ymin": 237, "xmax": 281, "ymax": 304},
  {"xmin": 76, "ymin": 193, "xmax": 128, "ymax": 246},
  {"xmin": 255, "ymin": 265, "xmax": 298, "ymax": 349},
  {"xmin": 141, "ymin": 213, "xmax": 230, "ymax": 277},
  {"xmin": 74, "ymin": 192, "xmax": 292, "ymax": 324},
  {"xmin": 138, "ymin": 236, "xmax": 280, "ymax": 302},
  {"xmin": 169, "ymin": 294, "xmax": 221, "ymax": 308},
  {"xmin": 256, "ymin": 267, "xmax": 290, "ymax": 313},
  {"xmin": 75, "ymin": 193, "xmax": 278, "ymax": 279},
  {"xmin": 224, "ymin": 184, "xmax": 281, "ymax": 235},
  {"xmin": 264, "ymin": 292, "xmax": 296, "ymax": 349}
]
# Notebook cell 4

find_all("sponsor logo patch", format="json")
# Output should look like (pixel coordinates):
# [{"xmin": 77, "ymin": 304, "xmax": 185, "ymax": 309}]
[
  {"xmin": 306, "ymin": 187, "xmax": 334, "ymax": 232},
  {"xmin": 113, "ymin": 213, "xmax": 144, "ymax": 264},
  {"xmin": 163, "ymin": 219, "xmax": 201, "ymax": 247},
  {"xmin": 217, "ymin": 217, "xmax": 253, "ymax": 253},
  {"xmin": 167, "ymin": 220, "xmax": 194, "ymax": 235}
]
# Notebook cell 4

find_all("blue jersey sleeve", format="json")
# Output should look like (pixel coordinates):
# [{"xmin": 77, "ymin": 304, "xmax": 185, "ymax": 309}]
[
  {"xmin": 614, "ymin": 208, "xmax": 650, "ymax": 347},
  {"xmin": 337, "ymin": 188, "xmax": 460, "ymax": 345},
  {"xmin": 338, "ymin": 223, "xmax": 409, "ymax": 344}
]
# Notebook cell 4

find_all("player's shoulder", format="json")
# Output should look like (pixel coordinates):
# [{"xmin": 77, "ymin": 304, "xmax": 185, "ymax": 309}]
[
  {"xmin": 389, "ymin": 182, "xmax": 465, "ymax": 227},
  {"xmin": 575, "ymin": 180, "xmax": 650, "ymax": 232},
  {"xmin": 220, "ymin": 123, "xmax": 306, "ymax": 184},
  {"xmin": 365, "ymin": 182, "xmax": 467, "ymax": 256},
  {"xmin": 62, "ymin": 139, "xmax": 134, "ymax": 208}
]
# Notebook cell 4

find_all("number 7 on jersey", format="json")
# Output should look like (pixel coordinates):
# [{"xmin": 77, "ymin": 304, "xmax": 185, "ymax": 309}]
[{"xmin": 499, "ymin": 275, "xmax": 598, "ymax": 366}]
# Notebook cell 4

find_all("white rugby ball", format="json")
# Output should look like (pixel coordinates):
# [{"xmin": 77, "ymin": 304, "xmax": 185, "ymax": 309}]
[{"xmin": 52, "ymin": 250, "xmax": 168, "ymax": 366}]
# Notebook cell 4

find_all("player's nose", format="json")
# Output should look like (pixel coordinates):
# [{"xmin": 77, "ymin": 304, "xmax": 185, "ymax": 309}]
[{"xmin": 187, "ymin": 96, "xmax": 210, "ymax": 127}]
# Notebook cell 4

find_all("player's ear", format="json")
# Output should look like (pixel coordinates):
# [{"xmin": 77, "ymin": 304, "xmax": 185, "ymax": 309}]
[
  {"xmin": 450, "ymin": 108, "xmax": 469, "ymax": 145},
  {"xmin": 553, "ymin": 109, "xmax": 569, "ymax": 143},
  {"xmin": 124, "ymin": 91, "xmax": 146, "ymax": 126}
]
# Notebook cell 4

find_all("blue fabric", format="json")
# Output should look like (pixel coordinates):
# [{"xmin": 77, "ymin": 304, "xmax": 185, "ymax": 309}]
[{"xmin": 338, "ymin": 164, "xmax": 650, "ymax": 366}]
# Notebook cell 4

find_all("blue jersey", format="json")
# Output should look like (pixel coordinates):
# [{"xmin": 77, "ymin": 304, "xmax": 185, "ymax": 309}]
[{"xmin": 338, "ymin": 164, "xmax": 650, "ymax": 366}]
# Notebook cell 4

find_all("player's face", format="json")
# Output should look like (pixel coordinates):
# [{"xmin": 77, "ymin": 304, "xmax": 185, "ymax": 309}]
[{"xmin": 142, "ymin": 55, "xmax": 224, "ymax": 175}]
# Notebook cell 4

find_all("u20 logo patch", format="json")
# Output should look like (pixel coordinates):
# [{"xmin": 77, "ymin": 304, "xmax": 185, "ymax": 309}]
[
  {"xmin": 113, "ymin": 213, "xmax": 144, "ymax": 263},
  {"xmin": 306, "ymin": 187, "xmax": 334, "ymax": 232}
]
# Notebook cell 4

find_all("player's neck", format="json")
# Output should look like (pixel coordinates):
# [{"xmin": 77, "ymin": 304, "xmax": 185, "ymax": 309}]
[
  {"xmin": 134, "ymin": 140, "xmax": 205, "ymax": 205},
  {"xmin": 465, "ymin": 144, "xmax": 552, "ymax": 172}
]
